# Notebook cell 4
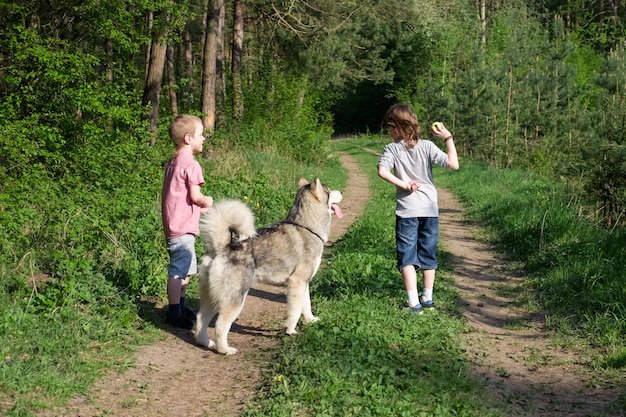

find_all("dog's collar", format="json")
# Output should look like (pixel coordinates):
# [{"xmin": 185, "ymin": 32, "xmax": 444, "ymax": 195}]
[{"xmin": 284, "ymin": 221, "xmax": 325, "ymax": 243}]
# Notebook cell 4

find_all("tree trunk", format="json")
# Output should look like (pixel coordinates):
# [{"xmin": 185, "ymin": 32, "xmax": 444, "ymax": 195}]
[
  {"xmin": 105, "ymin": 38, "xmax": 113, "ymax": 83},
  {"xmin": 566, "ymin": 0, "xmax": 571, "ymax": 32},
  {"xmin": 232, "ymin": 0, "xmax": 244, "ymax": 122},
  {"xmin": 600, "ymin": 0, "xmax": 605, "ymax": 25},
  {"xmin": 166, "ymin": 44, "xmax": 178, "ymax": 116},
  {"xmin": 479, "ymin": 0, "xmax": 486, "ymax": 50},
  {"xmin": 216, "ymin": 0, "xmax": 226, "ymax": 127},
  {"xmin": 182, "ymin": 29, "xmax": 193, "ymax": 107},
  {"xmin": 144, "ymin": 11, "xmax": 153, "ymax": 84},
  {"xmin": 201, "ymin": 0, "xmax": 223, "ymax": 132},
  {"xmin": 142, "ymin": 27, "xmax": 167, "ymax": 146}
]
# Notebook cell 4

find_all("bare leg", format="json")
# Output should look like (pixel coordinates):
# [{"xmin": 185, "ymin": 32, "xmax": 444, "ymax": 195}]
[
  {"xmin": 167, "ymin": 276, "xmax": 183, "ymax": 305},
  {"xmin": 422, "ymin": 269, "xmax": 435, "ymax": 291},
  {"xmin": 401, "ymin": 265, "xmax": 418, "ymax": 291},
  {"xmin": 401, "ymin": 265, "xmax": 421, "ymax": 306},
  {"xmin": 167, "ymin": 276, "xmax": 190, "ymax": 303},
  {"xmin": 180, "ymin": 276, "xmax": 189, "ymax": 300}
]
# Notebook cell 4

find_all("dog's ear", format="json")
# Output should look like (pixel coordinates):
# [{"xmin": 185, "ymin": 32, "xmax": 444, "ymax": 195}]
[
  {"xmin": 310, "ymin": 178, "xmax": 325, "ymax": 199},
  {"xmin": 298, "ymin": 177, "xmax": 310, "ymax": 188}
]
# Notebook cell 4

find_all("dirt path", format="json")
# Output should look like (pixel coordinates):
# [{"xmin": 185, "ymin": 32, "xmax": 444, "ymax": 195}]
[
  {"xmin": 45, "ymin": 151, "xmax": 622, "ymax": 417},
  {"xmin": 439, "ymin": 189, "xmax": 623, "ymax": 416}
]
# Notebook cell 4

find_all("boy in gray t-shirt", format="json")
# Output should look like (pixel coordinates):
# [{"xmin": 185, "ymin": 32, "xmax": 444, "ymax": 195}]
[{"xmin": 377, "ymin": 104, "xmax": 459, "ymax": 315}]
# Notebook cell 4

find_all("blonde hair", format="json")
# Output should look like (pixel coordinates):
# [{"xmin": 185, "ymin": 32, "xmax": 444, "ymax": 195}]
[
  {"xmin": 382, "ymin": 104, "xmax": 421, "ymax": 149},
  {"xmin": 168, "ymin": 115, "xmax": 203, "ymax": 146}
]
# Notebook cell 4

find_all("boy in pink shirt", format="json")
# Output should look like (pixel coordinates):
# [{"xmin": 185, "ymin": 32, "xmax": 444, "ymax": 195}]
[{"xmin": 162, "ymin": 115, "xmax": 213, "ymax": 329}]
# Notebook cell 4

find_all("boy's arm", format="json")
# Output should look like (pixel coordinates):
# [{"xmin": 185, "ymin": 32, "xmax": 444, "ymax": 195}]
[
  {"xmin": 431, "ymin": 123, "xmax": 459, "ymax": 170},
  {"xmin": 445, "ymin": 139, "xmax": 459, "ymax": 170},
  {"xmin": 189, "ymin": 185, "xmax": 213, "ymax": 208},
  {"xmin": 378, "ymin": 166, "xmax": 421, "ymax": 192}
]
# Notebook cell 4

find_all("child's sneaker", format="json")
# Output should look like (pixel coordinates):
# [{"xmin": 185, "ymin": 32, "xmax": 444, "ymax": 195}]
[
  {"xmin": 181, "ymin": 306, "xmax": 197, "ymax": 321},
  {"xmin": 419, "ymin": 296, "xmax": 436, "ymax": 309},
  {"xmin": 400, "ymin": 301, "xmax": 424, "ymax": 315},
  {"xmin": 165, "ymin": 314, "xmax": 194, "ymax": 330}
]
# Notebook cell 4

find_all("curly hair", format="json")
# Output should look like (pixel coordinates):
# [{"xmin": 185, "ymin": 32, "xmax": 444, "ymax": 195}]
[{"xmin": 381, "ymin": 104, "xmax": 422, "ymax": 149}]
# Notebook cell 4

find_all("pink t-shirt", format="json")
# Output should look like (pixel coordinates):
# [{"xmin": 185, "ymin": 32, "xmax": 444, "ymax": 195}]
[{"xmin": 161, "ymin": 152, "xmax": 205, "ymax": 239}]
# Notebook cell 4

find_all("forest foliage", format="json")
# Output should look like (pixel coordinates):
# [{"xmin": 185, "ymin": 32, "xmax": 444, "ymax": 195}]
[{"xmin": 1, "ymin": 0, "xmax": 625, "ymax": 325}]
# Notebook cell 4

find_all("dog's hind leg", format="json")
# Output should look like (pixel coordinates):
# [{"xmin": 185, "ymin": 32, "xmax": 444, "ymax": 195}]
[
  {"xmin": 194, "ymin": 304, "xmax": 216, "ymax": 350},
  {"xmin": 214, "ymin": 300, "xmax": 246, "ymax": 355}
]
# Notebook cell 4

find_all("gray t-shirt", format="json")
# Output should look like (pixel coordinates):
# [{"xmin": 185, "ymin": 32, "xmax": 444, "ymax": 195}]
[{"xmin": 378, "ymin": 140, "xmax": 449, "ymax": 218}]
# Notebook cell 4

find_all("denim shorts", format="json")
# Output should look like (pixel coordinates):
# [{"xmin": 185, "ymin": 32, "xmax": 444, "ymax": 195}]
[
  {"xmin": 166, "ymin": 234, "xmax": 198, "ymax": 278},
  {"xmin": 395, "ymin": 216, "xmax": 439, "ymax": 271}
]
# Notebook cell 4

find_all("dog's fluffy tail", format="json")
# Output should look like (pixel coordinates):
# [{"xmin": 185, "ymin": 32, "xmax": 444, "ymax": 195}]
[{"xmin": 199, "ymin": 199, "xmax": 256, "ymax": 257}]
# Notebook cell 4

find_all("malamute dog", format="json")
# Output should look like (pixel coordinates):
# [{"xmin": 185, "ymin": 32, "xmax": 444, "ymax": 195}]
[{"xmin": 194, "ymin": 177, "xmax": 343, "ymax": 355}]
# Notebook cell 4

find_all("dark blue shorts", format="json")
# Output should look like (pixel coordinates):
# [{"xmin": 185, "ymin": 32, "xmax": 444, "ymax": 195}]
[
  {"xmin": 166, "ymin": 234, "xmax": 197, "ymax": 278},
  {"xmin": 395, "ymin": 216, "xmax": 439, "ymax": 271}
]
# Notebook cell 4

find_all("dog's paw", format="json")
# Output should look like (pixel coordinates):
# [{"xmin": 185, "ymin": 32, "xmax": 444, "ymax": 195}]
[
  {"xmin": 218, "ymin": 346, "xmax": 238, "ymax": 355},
  {"xmin": 284, "ymin": 328, "xmax": 299, "ymax": 335},
  {"xmin": 195, "ymin": 334, "xmax": 214, "ymax": 349},
  {"xmin": 303, "ymin": 316, "xmax": 320, "ymax": 324}
]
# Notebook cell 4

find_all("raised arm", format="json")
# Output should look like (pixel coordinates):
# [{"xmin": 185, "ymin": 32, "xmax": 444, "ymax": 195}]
[{"xmin": 431, "ymin": 123, "xmax": 459, "ymax": 170}]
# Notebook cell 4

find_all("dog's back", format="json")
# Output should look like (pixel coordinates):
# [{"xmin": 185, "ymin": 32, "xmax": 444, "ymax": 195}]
[{"xmin": 244, "ymin": 222, "xmax": 324, "ymax": 285}]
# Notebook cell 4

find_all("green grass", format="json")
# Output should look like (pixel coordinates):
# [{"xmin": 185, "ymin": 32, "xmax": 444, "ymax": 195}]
[
  {"xmin": 2, "ymin": 135, "xmax": 625, "ymax": 416},
  {"xmin": 245, "ymin": 296, "xmax": 487, "ymax": 417},
  {"xmin": 0, "ymin": 136, "xmax": 345, "ymax": 416},
  {"xmin": 0, "ymin": 276, "xmax": 164, "ymax": 416},
  {"xmin": 242, "ymin": 137, "xmax": 504, "ymax": 416}
]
